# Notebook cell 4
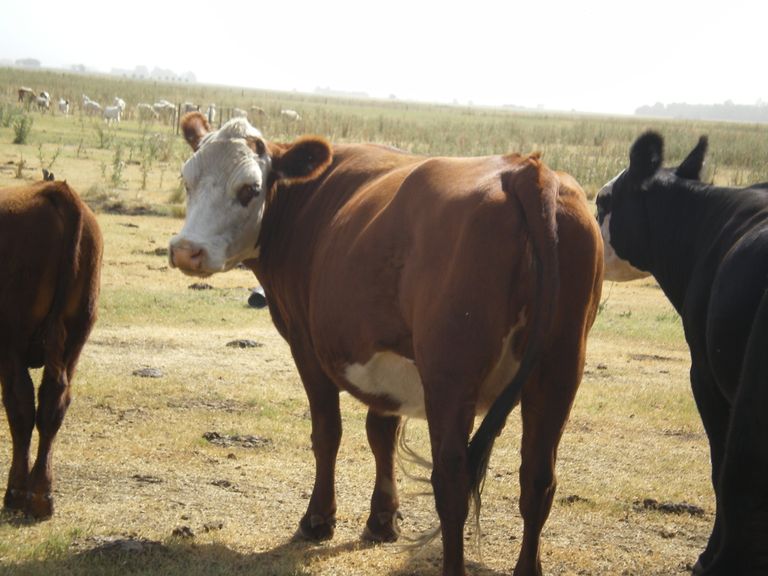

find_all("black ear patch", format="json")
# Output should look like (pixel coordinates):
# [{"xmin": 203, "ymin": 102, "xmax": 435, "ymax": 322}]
[
  {"xmin": 628, "ymin": 131, "xmax": 664, "ymax": 181},
  {"xmin": 675, "ymin": 136, "xmax": 708, "ymax": 181}
]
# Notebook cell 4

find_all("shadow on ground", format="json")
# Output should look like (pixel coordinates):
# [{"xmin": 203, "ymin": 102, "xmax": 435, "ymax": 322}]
[{"xmin": 1, "ymin": 526, "xmax": 510, "ymax": 576}]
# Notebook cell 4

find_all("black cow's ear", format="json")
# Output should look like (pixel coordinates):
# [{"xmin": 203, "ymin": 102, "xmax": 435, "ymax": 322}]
[
  {"xmin": 675, "ymin": 136, "xmax": 708, "ymax": 181},
  {"xmin": 628, "ymin": 131, "xmax": 663, "ymax": 181}
]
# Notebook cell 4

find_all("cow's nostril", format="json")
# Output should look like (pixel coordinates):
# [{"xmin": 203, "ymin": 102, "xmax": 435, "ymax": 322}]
[{"xmin": 170, "ymin": 242, "xmax": 206, "ymax": 271}]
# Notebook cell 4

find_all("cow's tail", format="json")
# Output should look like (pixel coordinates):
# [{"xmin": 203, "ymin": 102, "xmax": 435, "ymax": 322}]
[
  {"xmin": 466, "ymin": 154, "xmax": 560, "ymax": 523},
  {"xmin": 40, "ymin": 182, "xmax": 85, "ymax": 375},
  {"xmin": 716, "ymin": 288, "xmax": 768, "ymax": 569}
]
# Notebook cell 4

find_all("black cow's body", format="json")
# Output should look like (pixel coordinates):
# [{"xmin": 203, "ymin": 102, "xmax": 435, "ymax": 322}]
[{"xmin": 597, "ymin": 133, "xmax": 768, "ymax": 575}]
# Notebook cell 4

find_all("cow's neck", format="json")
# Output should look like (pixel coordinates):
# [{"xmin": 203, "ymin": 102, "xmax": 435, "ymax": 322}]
[
  {"xmin": 643, "ymin": 182, "xmax": 746, "ymax": 312},
  {"xmin": 249, "ymin": 180, "xmax": 324, "ymax": 334},
  {"xmin": 249, "ymin": 150, "xmax": 358, "ymax": 338}
]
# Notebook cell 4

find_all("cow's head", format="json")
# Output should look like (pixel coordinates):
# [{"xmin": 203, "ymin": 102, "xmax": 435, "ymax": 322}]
[
  {"xmin": 596, "ymin": 131, "xmax": 707, "ymax": 281},
  {"xmin": 169, "ymin": 112, "xmax": 332, "ymax": 277}
]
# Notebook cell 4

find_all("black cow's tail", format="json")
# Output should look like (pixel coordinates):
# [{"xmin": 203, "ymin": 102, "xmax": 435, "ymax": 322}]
[
  {"xmin": 466, "ymin": 155, "xmax": 560, "ymax": 522},
  {"xmin": 40, "ymin": 181, "xmax": 84, "ymax": 375},
  {"xmin": 716, "ymin": 288, "xmax": 768, "ymax": 569}
]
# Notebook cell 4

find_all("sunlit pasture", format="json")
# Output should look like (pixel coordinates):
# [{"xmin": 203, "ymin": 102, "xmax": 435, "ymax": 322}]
[{"xmin": 1, "ymin": 67, "xmax": 767, "ymax": 575}]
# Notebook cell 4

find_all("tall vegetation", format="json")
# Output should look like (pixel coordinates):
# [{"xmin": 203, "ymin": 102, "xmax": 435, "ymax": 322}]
[{"xmin": 1, "ymin": 66, "xmax": 768, "ymax": 200}]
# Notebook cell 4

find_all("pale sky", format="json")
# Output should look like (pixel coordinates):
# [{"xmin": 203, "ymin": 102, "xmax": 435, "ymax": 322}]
[{"xmin": 1, "ymin": 0, "xmax": 765, "ymax": 115}]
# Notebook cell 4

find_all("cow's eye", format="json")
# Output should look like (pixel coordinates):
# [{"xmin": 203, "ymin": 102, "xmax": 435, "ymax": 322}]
[{"xmin": 236, "ymin": 184, "xmax": 261, "ymax": 207}]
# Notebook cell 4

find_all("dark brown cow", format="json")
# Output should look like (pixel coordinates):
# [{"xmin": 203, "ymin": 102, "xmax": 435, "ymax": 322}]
[
  {"xmin": 0, "ymin": 180, "xmax": 102, "ymax": 519},
  {"xmin": 170, "ymin": 112, "xmax": 603, "ymax": 576}
]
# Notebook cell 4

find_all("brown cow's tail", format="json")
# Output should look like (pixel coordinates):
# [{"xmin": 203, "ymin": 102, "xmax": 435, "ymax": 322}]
[
  {"xmin": 40, "ymin": 182, "xmax": 85, "ymax": 375},
  {"xmin": 467, "ymin": 154, "xmax": 560, "ymax": 522},
  {"xmin": 716, "ymin": 288, "xmax": 768, "ymax": 569}
]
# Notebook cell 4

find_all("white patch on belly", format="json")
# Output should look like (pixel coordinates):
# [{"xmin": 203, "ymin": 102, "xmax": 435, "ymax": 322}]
[
  {"xmin": 343, "ymin": 310, "xmax": 528, "ymax": 418},
  {"xmin": 344, "ymin": 351, "xmax": 426, "ymax": 418}
]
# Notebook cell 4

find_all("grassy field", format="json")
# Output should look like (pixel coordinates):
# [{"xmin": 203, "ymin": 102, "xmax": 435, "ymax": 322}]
[{"xmin": 1, "ymin": 67, "xmax": 766, "ymax": 575}]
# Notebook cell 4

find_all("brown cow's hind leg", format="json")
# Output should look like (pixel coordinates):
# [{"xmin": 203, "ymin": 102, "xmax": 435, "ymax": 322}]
[
  {"xmin": 362, "ymin": 410, "xmax": 402, "ymax": 542},
  {"xmin": 514, "ymin": 352, "xmax": 581, "ymax": 576},
  {"xmin": 27, "ymin": 364, "xmax": 71, "ymax": 519},
  {"xmin": 426, "ymin": 385, "xmax": 475, "ymax": 576},
  {"xmin": 0, "ymin": 357, "xmax": 36, "ymax": 513}
]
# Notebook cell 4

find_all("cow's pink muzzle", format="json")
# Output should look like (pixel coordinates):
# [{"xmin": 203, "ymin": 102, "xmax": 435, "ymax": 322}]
[{"xmin": 169, "ymin": 239, "xmax": 206, "ymax": 273}]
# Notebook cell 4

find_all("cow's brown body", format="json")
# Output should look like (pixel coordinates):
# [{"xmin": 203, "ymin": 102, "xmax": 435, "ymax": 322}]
[
  {"xmin": 171, "ymin": 114, "xmax": 604, "ymax": 576},
  {"xmin": 0, "ymin": 181, "xmax": 102, "ymax": 518}
]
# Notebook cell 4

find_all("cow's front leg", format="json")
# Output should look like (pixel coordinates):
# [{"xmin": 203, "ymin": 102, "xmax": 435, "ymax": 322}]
[
  {"xmin": 295, "ymin": 357, "xmax": 342, "ymax": 541},
  {"xmin": 0, "ymin": 357, "xmax": 36, "ymax": 514},
  {"xmin": 362, "ymin": 409, "xmax": 402, "ymax": 542}
]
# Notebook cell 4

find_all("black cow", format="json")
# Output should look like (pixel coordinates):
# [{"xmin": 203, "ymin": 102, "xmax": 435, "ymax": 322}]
[{"xmin": 596, "ymin": 132, "xmax": 768, "ymax": 575}]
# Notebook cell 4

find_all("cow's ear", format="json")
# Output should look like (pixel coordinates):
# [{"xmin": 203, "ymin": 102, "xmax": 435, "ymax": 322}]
[
  {"xmin": 628, "ymin": 131, "xmax": 663, "ymax": 181},
  {"xmin": 675, "ymin": 135, "xmax": 708, "ymax": 181},
  {"xmin": 181, "ymin": 112, "xmax": 210, "ymax": 151},
  {"xmin": 271, "ymin": 136, "xmax": 333, "ymax": 184}
]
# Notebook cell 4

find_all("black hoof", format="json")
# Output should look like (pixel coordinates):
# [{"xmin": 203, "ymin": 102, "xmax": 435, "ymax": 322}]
[
  {"xmin": 362, "ymin": 510, "xmax": 402, "ymax": 543},
  {"xmin": 3, "ymin": 488, "xmax": 27, "ymax": 513},
  {"xmin": 25, "ymin": 492, "xmax": 53, "ymax": 520},
  {"xmin": 295, "ymin": 513, "xmax": 336, "ymax": 541}
]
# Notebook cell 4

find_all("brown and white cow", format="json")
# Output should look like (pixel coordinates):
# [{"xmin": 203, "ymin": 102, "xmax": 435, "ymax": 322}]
[
  {"xmin": 0, "ymin": 181, "xmax": 102, "ymax": 519},
  {"xmin": 18, "ymin": 86, "xmax": 35, "ymax": 104},
  {"xmin": 170, "ymin": 112, "xmax": 603, "ymax": 576}
]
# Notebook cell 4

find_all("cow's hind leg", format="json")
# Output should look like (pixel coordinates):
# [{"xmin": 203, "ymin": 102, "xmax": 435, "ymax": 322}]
[
  {"xmin": 514, "ymin": 350, "xmax": 582, "ymax": 576},
  {"xmin": 689, "ymin": 364, "xmax": 731, "ymax": 574},
  {"xmin": 425, "ymin": 384, "xmax": 476, "ymax": 576},
  {"xmin": 0, "ymin": 356, "xmax": 36, "ymax": 513},
  {"xmin": 27, "ymin": 361, "xmax": 72, "ymax": 519},
  {"xmin": 362, "ymin": 410, "xmax": 402, "ymax": 542}
]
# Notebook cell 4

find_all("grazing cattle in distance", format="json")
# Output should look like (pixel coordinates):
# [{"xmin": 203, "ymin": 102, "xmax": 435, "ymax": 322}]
[
  {"xmin": 103, "ymin": 105, "xmax": 122, "ymax": 125},
  {"xmin": 18, "ymin": 87, "xmax": 35, "ymax": 103},
  {"xmin": 170, "ymin": 112, "xmax": 604, "ymax": 576},
  {"xmin": 35, "ymin": 92, "xmax": 50, "ymax": 112},
  {"xmin": 597, "ymin": 132, "xmax": 768, "ymax": 575},
  {"xmin": 250, "ymin": 105, "xmax": 267, "ymax": 118},
  {"xmin": 0, "ymin": 180, "xmax": 103, "ymax": 519},
  {"xmin": 153, "ymin": 100, "xmax": 176, "ymax": 125},
  {"xmin": 136, "ymin": 102, "xmax": 158, "ymax": 122},
  {"xmin": 279, "ymin": 108, "xmax": 301, "ymax": 121},
  {"xmin": 113, "ymin": 97, "xmax": 127, "ymax": 120},
  {"xmin": 58, "ymin": 99, "xmax": 70, "ymax": 115},
  {"xmin": 83, "ymin": 98, "xmax": 102, "ymax": 117},
  {"xmin": 231, "ymin": 107, "xmax": 248, "ymax": 119}
]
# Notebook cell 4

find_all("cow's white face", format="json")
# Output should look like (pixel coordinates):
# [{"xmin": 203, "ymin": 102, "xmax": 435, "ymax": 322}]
[
  {"xmin": 171, "ymin": 119, "xmax": 270, "ymax": 276},
  {"xmin": 169, "ymin": 112, "xmax": 333, "ymax": 277},
  {"xmin": 596, "ymin": 171, "xmax": 651, "ymax": 282}
]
